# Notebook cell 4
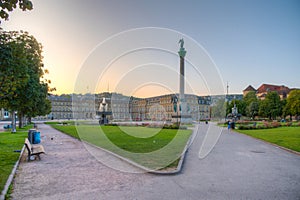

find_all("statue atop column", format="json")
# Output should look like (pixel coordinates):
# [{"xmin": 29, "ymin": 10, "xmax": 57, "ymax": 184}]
[
  {"xmin": 178, "ymin": 38, "xmax": 186, "ymax": 58},
  {"xmin": 179, "ymin": 38, "xmax": 184, "ymax": 49}
]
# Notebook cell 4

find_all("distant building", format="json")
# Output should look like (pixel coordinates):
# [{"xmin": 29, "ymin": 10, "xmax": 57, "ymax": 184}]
[
  {"xmin": 48, "ymin": 95, "xmax": 73, "ymax": 119},
  {"xmin": 243, "ymin": 84, "xmax": 297, "ymax": 100},
  {"xmin": 48, "ymin": 92, "xmax": 211, "ymax": 121},
  {"xmin": 242, "ymin": 85, "xmax": 256, "ymax": 96},
  {"xmin": 129, "ymin": 94, "xmax": 211, "ymax": 121},
  {"xmin": 0, "ymin": 109, "xmax": 10, "ymax": 121},
  {"xmin": 72, "ymin": 93, "xmax": 95, "ymax": 119},
  {"xmin": 256, "ymin": 84, "xmax": 290, "ymax": 100},
  {"xmin": 210, "ymin": 94, "xmax": 243, "ymax": 106}
]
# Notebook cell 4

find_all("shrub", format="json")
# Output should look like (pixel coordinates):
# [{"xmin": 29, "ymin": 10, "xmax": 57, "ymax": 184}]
[
  {"xmin": 142, "ymin": 123, "xmax": 150, "ymax": 127},
  {"xmin": 237, "ymin": 120, "xmax": 252, "ymax": 125},
  {"xmin": 263, "ymin": 122, "xmax": 271, "ymax": 128},
  {"xmin": 271, "ymin": 121, "xmax": 281, "ymax": 128},
  {"xmin": 104, "ymin": 123, "xmax": 118, "ymax": 126},
  {"xmin": 257, "ymin": 125, "xmax": 265, "ymax": 129},
  {"xmin": 147, "ymin": 123, "xmax": 164, "ymax": 128},
  {"xmin": 239, "ymin": 125, "xmax": 249, "ymax": 130},
  {"xmin": 286, "ymin": 122, "xmax": 293, "ymax": 127}
]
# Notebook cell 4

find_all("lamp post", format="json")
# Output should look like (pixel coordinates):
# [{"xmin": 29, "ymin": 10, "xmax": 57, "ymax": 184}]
[{"xmin": 11, "ymin": 111, "xmax": 17, "ymax": 133}]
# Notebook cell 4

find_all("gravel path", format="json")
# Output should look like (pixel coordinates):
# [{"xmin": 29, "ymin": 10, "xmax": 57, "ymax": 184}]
[
  {"xmin": 11, "ymin": 123, "xmax": 148, "ymax": 200},
  {"xmin": 11, "ymin": 123, "xmax": 300, "ymax": 200}
]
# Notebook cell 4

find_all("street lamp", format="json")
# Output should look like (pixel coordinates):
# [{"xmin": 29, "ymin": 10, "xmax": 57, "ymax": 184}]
[{"xmin": 11, "ymin": 111, "xmax": 17, "ymax": 133}]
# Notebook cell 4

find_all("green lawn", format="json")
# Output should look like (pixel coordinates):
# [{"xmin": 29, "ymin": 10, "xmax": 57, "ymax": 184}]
[
  {"xmin": 236, "ymin": 126, "xmax": 300, "ymax": 152},
  {"xmin": 50, "ymin": 124, "xmax": 192, "ymax": 170},
  {"xmin": 0, "ymin": 125, "xmax": 33, "ymax": 193}
]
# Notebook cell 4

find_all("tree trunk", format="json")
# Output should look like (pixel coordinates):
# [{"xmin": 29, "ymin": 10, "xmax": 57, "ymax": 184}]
[
  {"xmin": 18, "ymin": 112, "xmax": 23, "ymax": 128},
  {"xmin": 28, "ymin": 116, "xmax": 32, "ymax": 124}
]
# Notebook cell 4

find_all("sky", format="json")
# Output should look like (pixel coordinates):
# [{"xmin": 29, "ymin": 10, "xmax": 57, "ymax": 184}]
[{"xmin": 1, "ymin": 0, "xmax": 300, "ymax": 97}]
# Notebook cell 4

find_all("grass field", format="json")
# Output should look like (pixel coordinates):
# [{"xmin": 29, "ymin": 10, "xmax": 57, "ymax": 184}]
[
  {"xmin": 0, "ymin": 125, "xmax": 33, "ymax": 194},
  {"xmin": 236, "ymin": 126, "xmax": 300, "ymax": 152},
  {"xmin": 50, "ymin": 123, "xmax": 192, "ymax": 170}
]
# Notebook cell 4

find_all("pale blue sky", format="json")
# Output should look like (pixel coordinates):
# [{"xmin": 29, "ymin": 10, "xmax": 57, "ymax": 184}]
[{"xmin": 2, "ymin": 0, "xmax": 300, "ymax": 96}]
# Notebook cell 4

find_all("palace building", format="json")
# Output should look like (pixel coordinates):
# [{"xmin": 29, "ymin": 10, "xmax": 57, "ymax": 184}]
[{"xmin": 48, "ymin": 92, "xmax": 211, "ymax": 121}]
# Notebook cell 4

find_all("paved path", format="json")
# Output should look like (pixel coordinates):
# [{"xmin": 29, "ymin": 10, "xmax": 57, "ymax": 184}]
[{"xmin": 11, "ymin": 123, "xmax": 300, "ymax": 200}]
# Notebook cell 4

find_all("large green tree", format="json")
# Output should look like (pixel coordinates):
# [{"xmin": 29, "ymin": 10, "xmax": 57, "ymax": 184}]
[
  {"xmin": 243, "ymin": 91, "xmax": 259, "ymax": 118},
  {"xmin": 243, "ymin": 91, "xmax": 257, "ymax": 105},
  {"xmin": 0, "ymin": 30, "xmax": 53, "ymax": 128},
  {"xmin": 247, "ymin": 101, "xmax": 259, "ymax": 119},
  {"xmin": 0, "ymin": 0, "xmax": 33, "ymax": 23},
  {"xmin": 259, "ymin": 91, "xmax": 282, "ymax": 120},
  {"xmin": 226, "ymin": 99, "xmax": 246, "ymax": 116},
  {"xmin": 284, "ymin": 90, "xmax": 300, "ymax": 119},
  {"xmin": 211, "ymin": 98, "xmax": 226, "ymax": 120},
  {"xmin": 0, "ymin": 31, "xmax": 29, "ymax": 106}
]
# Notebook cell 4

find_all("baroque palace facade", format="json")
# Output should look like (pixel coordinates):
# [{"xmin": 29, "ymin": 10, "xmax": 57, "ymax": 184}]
[{"xmin": 48, "ymin": 92, "xmax": 211, "ymax": 121}]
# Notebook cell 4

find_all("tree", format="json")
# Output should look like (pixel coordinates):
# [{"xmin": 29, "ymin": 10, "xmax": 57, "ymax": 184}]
[
  {"xmin": 243, "ymin": 91, "xmax": 257, "ymax": 105},
  {"xmin": 0, "ymin": 31, "xmax": 53, "ymax": 128},
  {"xmin": 243, "ymin": 91, "xmax": 259, "ymax": 118},
  {"xmin": 259, "ymin": 91, "xmax": 282, "ymax": 120},
  {"xmin": 211, "ymin": 98, "xmax": 226, "ymax": 120},
  {"xmin": 284, "ymin": 90, "xmax": 300, "ymax": 120},
  {"xmin": 226, "ymin": 99, "xmax": 246, "ymax": 116},
  {"xmin": 0, "ymin": 31, "xmax": 29, "ymax": 105},
  {"xmin": 247, "ymin": 101, "xmax": 259, "ymax": 119},
  {"xmin": 0, "ymin": 0, "xmax": 33, "ymax": 23}
]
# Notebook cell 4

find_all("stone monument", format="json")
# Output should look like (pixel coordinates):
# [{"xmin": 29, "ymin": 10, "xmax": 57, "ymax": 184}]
[
  {"xmin": 97, "ymin": 97, "xmax": 112, "ymax": 125},
  {"xmin": 172, "ymin": 38, "xmax": 192, "ymax": 124}
]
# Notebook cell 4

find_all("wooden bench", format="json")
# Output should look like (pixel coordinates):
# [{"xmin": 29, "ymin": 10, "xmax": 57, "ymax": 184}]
[{"xmin": 24, "ymin": 138, "xmax": 45, "ymax": 161}]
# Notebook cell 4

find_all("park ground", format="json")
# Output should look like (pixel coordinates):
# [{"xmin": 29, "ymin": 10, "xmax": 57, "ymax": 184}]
[{"xmin": 0, "ymin": 122, "xmax": 299, "ymax": 199}]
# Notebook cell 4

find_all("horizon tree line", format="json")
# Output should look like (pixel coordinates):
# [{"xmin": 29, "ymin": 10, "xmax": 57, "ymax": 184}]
[{"xmin": 212, "ymin": 90, "xmax": 300, "ymax": 121}]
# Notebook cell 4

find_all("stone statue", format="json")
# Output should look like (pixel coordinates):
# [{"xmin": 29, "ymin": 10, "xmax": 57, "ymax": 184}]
[
  {"xmin": 178, "ymin": 38, "xmax": 186, "ymax": 57},
  {"xmin": 179, "ymin": 38, "xmax": 184, "ymax": 49}
]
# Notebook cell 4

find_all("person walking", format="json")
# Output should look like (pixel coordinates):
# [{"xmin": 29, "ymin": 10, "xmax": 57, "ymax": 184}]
[{"xmin": 227, "ymin": 120, "xmax": 231, "ymax": 132}]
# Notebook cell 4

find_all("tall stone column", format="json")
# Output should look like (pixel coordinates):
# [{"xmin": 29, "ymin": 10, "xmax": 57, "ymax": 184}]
[
  {"xmin": 178, "ymin": 39, "xmax": 187, "ymax": 102},
  {"xmin": 172, "ymin": 39, "xmax": 191, "ymax": 124}
]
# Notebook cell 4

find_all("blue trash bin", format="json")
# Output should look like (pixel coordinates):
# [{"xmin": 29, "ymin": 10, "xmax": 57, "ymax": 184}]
[
  {"xmin": 28, "ymin": 129, "xmax": 37, "ymax": 143},
  {"xmin": 33, "ymin": 131, "xmax": 41, "ymax": 144}
]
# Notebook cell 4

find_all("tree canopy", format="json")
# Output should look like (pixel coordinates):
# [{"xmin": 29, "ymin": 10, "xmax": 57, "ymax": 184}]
[
  {"xmin": 0, "ymin": 0, "xmax": 33, "ymax": 23},
  {"xmin": 243, "ymin": 91, "xmax": 259, "ymax": 118},
  {"xmin": 0, "ymin": 30, "xmax": 53, "ymax": 127},
  {"xmin": 284, "ymin": 90, "xmax": 300, "ymax": 118},
  {"xmin": 211, "ymin": 98, "xmax": 226, "ymax": 120},
  {"xmin": 259, "ymin": 91, "xmax": 282, "ymax": 120}
]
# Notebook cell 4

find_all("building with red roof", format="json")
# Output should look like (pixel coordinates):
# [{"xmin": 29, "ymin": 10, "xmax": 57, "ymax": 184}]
[{"xmin": 243, "ymin": 84, "xmax": 296, "ymax": 100}]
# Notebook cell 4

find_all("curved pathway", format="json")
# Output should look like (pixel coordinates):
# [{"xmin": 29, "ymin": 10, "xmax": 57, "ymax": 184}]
[{"xmin": 11, "ymin": 123, "xmax": 300, "ymax": 199}]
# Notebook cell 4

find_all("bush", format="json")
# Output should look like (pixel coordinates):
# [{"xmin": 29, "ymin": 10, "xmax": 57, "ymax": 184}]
[
  {"xmin": 104, "ymin": 123, "xmax": 118, "ymax": 126},
  {"xmin": 147, "ymin": 123, "xmax": 164, "ymax": 128},
  {"xmin": 238, "ymin": 125, "xmax": 249, "ymax": 130},
  {"xmin": 238, "ymin": 122, "xmax": 281, "ymax": 130},
  {"xmin": 263, "ymin": 122, "xmax": 271, "ymax": 128},
  {"xmin": 142, "ymin": 123, "xmax": 150, "ymax": 127},
  {"xmin": 237, "ymin": 120, "xmax": 252, "ymax": 125},
  {"xmin": 147, "ymin": 124, "xmax": 187, "ymax": 130},
  {"xmin": 286, "ymin": 122, "xmax": 293, "ymax": 127},
  {"xmin": 271, "ymin": 121, "xmax": 281, "ymax": 128},
  {"xmin": 257, "ymin": 125, "xmax": 265, "ymax": 129}
]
